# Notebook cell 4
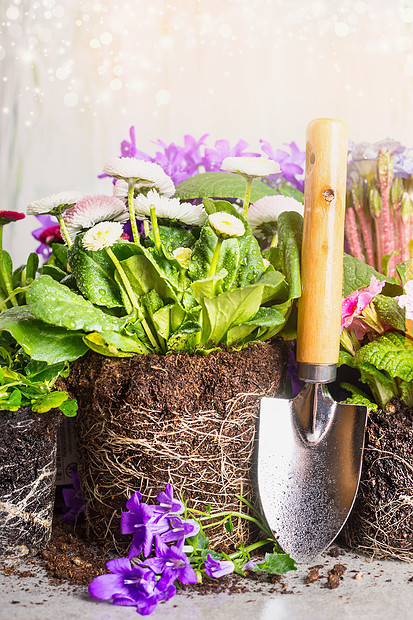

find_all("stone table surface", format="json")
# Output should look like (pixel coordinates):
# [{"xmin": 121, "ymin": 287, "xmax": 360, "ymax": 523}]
[{"xmin": 1, "ymin": 544, "xmax": 412, "ymax": 620}]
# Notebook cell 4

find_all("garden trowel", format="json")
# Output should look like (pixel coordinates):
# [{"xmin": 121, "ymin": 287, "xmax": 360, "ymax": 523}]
[{"xmin": 258, "ymin": 118, "xmax": 368, "ymax": 563}]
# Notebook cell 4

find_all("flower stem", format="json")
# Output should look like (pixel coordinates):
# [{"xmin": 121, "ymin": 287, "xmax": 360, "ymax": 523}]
[
  {"xmin": 57, "ymin": 215, "xmax": 72, "ymax": 247},
  {"xmin": 207, "ymin": 238, "xmax": 223, "ymax": 277},
  {"xmin": 228, "ymin": 540, "xmax": 270, "ymax": 561},
  {"xmin": 150, "ymin": 205, "xmax": 162, "ymax": 252},
  {"xmin": 128, "ymin": 182, "xmax": 140, "ymax": 243},
  {"xmin": 355, "ymin": 207, "xmax": 375, "ymax": 267},
  {"xmin": 345, "ymin": 208, "xmax": 364, "ymax": 262},
  {"xmin": 106, "ymin": 247, "xmax": 159, "ymax": 351},
  {"xmin": 143, "ymin": 220, "xmax": 150, "ymax": 237},
  {"xmin": 242, "ymin": 176, "xmax": 253, "ymax": 217}
]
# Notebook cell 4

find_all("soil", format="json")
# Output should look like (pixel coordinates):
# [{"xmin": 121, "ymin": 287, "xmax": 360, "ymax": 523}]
[
  {"xmin": 341, "ymin": 398, "xmax": 413, "ymax": 560},
  {"xmin": 64, "ymin": 340, "xmax": 290, "ymax": 551},
  {"xmin": 0, "ymin": 408, "xmax": 61, "ymax": 561}
]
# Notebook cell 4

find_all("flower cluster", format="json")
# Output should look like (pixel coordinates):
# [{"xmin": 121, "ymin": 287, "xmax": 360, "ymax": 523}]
[
  {"xmin": 119, "ymin": 126, "xmax": 305, "ymax": 190},
  {"xmin": 88, "ymin": 484, "xmax": 244, "ymax": 615},
  {"xmin": 88, "ymin": 483, "xmax": 296, "ymax": 616},
  {"xmin": 346, "ymin": 139, "xmax": 413, "ymax": 275}
]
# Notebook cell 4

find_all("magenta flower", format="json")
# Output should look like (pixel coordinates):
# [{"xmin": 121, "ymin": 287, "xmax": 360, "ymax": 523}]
[
  {"xmin": 143, "ymin": 537, "xmax": 197, "ymax": 585},
  {"xmin": 341, "ymin": 276, "xmax": 385, "ymax": 333},
  {"xmin": 397, "ymin": 279, "xmax": 413, "ymax": 321},
  {"xmin": 204, "ymin": 554, "xmax": 235, "ymax": 579},
  {"xmin": 0, "ymin": 210, "xmax": 25, "ymax": 226},
  {"xmin": 32, "ymin": 215, "xmax": 61, "ymax": 259},
  {"xmin": 62, "ymin": 465, "xmax": 85, "ymax": 522},
  {"xmin": 88, "ymin": 558, "xmax": 176, "ymax": 615}
]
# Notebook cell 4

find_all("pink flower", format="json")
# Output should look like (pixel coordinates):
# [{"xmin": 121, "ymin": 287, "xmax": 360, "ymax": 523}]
[
  {"xmin": 397, "ymin": 279, "xmax": 413, "ymax": 321},
  {"xmin": 63, "ymin": 194, "xmax": 129, "ymax": 241},
  {"xmin": 341, "ymin": 276, "xmax": 385, "ymax": 332}
]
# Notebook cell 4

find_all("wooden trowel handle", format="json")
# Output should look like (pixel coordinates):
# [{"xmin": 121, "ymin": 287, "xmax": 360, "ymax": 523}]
[{"xmin": 296, "ymin": 118, "xmax": 349, "ymax": 381}]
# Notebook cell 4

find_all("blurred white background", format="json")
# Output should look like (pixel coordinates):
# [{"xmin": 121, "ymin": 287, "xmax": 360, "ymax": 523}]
[{"xmin": 2, "ymin": 0, "xmax": 413, "ymax": 262}]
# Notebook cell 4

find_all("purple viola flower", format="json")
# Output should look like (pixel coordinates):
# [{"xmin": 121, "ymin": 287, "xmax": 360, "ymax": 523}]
[
  {"xmin": 260, "ymin": 140, "xmax": 305, "ymax": 191},
  {"xmin": 89, "ymin": 557, "xmax": 176, "ymax": 616},
  {"xmin": 120, "ymin": 126, "xmax": 153, "ymax": 162},
  {"xmin": 203, "ymin": 138, "xmax": 258, "ymax": 172},
  {"xmin": 153, "ymin": 483, "xmax": 184, "ymax": 515},
  {"xmin": 121, "ymin": 492, "xmax": 170, "ymax": 558},
  {"xmin": 204, "ymin": 554, "xmax": 235, "ymax": 579},
  {"xmin": 242, "ymin": 558, "xmax": 258, "ymax": 571},
  {"xmin": 62, "ymin": 465, "xmax": 85, "ymax": 522},
  {"xmin": 143, "ymin": 537, "xmax": 197, "ymax": 585},
  {"xmin": 160, "ymin": 516, "xmax": 200, "ymax": 545}
]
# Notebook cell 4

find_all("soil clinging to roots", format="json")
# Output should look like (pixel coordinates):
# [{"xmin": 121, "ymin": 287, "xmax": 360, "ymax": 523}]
[
  {"xmin": 65, "ymin": 340, "xmax": 290, "ymax": 552},
  {"xmin": 341, "ymin": 398, "xmax": 413, "ymax": 562}
]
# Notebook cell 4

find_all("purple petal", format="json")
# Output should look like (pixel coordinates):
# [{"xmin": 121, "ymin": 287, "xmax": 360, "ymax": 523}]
[
  {"xmin": 121, "ymin": 511, "xmax": 142, "ymax": 535},
  {"xmin": 204, "ymin": 554, "xmax": 234, "ymax": 579},
  {"xmin": 106, "ymin": 558, "xmax": 133, "ymax": 574},
  {"xmin": 88, "ymin": 574, "xmax": 126, "ymax": 600},
  {"xmin": 128, "ymin": 532, "xmax": 145, "ymax": 558},
  {"xmin": 112, "ymin": 594, "xmax": 138, "ymax": 606},
  {"xmin": 125, "ymin": 491, "xmax": 143, "ymax": 512}
]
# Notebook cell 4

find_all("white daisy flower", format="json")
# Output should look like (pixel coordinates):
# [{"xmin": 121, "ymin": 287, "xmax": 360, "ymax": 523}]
[
  {"xmin": 63, "ymin": 194, "xmax": 129, "ymax": 241},
  {"xmin": 113, "ymin": 179, "xmax": 128, "ymax": 200},
  {"xmin": 103, "ymin": 157, "xmax": 175, "ymax": 197},
  {"xmin": 209, "ymin": 212, "xmax": 245, "ymax": 238},
  {"xmin": 221, "ymin": 156, "xmax": 281, "ymax": 178},
  {"xmin": 172, "ymin": 247, "xmax": 192, "ymax": 268},
  {"xmin": 247, "ymin": 195, "xmax": 303, "ymax": 239},
  {"xmin": 27, "ymin": 191, "xmax": 82, "ymax": 216},
  {"xmin": 134, "ymin": 189, "xmax": 207, "ymax": 226},
  {"xmin": 82, "ymin": 221, "xmax": 123, "ymax": 252}
]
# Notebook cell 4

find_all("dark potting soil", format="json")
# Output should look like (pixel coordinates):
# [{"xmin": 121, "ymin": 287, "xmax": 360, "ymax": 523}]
[
  {"xmin": 341, "ymin": 398, "xmax": 413, "ymax": 559},
  {"xmin": 0, "ymin": 408, "xmax": 61, "ymax": 560},
  {"xmin": 64, "ymin": 340, "xmax": 290, "ymax": 550}
]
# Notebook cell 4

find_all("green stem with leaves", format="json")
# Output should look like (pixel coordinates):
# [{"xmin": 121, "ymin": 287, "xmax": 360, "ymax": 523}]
[
  {"xmin": 105, "ymin": 247, "xmax": 160, "ymax": 351},
  {"xmin": 128, "ymin": 182, "xmax": 140, "ymax": 243}
]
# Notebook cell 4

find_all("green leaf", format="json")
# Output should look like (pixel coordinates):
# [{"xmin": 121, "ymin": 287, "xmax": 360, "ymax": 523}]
[
  {"xmin": 257, "ymin": 270, "xmax": 288, "ymax": 303},
  {"xmin": 186, "ymin": 528, "xmax": 209, "ymax": 550},
  {"xmin": 277, "ymin": 183, "xmax": 304, "ymax": 203},
  {"xmin": 25, "ymin": 252, "xmax": 39, "ymax": 282},
  {"xmin": 41, "ymin": 264, "xmax": 68, "ymax": 282},
  {"xmin": 0, "ymin": 250, "xmax": 13, "ymax": 297},
  {"xmin": 119, "ymin": 253, "xmax": 179, "ymax": 302},
  {"xmin": 396, "ymin": 262, "xmax": 406, "ymax": 286},
  {"xmin": 252, "ymin": 553, "xmax": 296, "ymax": 575},
  {"xmin": 32, "ymin": 390, "xmax": 68, "ymax": 413},
  {"xmin": 25, "ymin": 360, "xmax": 66, "ymax": 382},
  {"xmin": 158, "ymin": 225, "xmax": 196, "ymax": 253},
  {"xmin": 277, "ymin": 211, "xmax": 303, "ymax": 301},
  {"xmin": 0, "ymin": 306, "xmax": 88, "ymax": 363},
  {"xmin": 340, "ymin": 382, "xmax": 378, "ymax": 412},
  {"xmin": 59, "ymin": 398, "xmax": 78, "ymax": 417},
  {"xmin": 243, "ymin": 306, "xmax": 285, "ymax": 327},
  {"xmin": 84, "ymin": 330, "xmax": 150, "ymax": 356},
  {"xmin": 174, "ymin": 171, "xmax": 278, "ymax": 202},
  {"xmin": 355, "ymin": 332, "xmax": 413, "ymax": 382},
  {"xmin": 0, "ymin": 388, "xmax": 22, "ymax": 411},
  {"xmin": 202, "ymin": 283, "xmax": 264, "ymax": 344},
  {"xmin": 68, "ymin": 233, "xmax": 123, "ymax": 307},
  {"xmin": 27, "ymin": 275, "xmax": 126, "ymax": 333},
  {"xmin": 342, "ymin": 254, "xmax": 400, "ymax": 297},
  {"xmin": 224, "ymin": 517, "xmax": 234, "ymax": 534},
  {"xmin": 51, "ymin": 243, "xmax": 69, "ymax": 271},
  {"xmin": 191, "ymin": 270, "xmax": 227, "ymax": 303},
  {"xmin": 374, "ymin": 294, "xmax": 405, "ymax": 331}
]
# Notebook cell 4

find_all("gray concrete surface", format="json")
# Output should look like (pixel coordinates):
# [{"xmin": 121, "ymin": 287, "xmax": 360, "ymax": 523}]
[{"xmin": 1, "ymin": 545, "xmax": 412, "ymax": 620}]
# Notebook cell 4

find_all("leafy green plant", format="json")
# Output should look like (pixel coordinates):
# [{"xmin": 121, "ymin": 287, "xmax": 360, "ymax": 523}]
[
  {"xmin": 339, "ymin": 254, "xmax": 412, "ymax": 410},
  {"xmin": 0, "ymin": 159, "xmax": 304, "ymax": 364},
  {"xmin": 0, "ymin": 343, "xmax": 77, "ymax": 416}
]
